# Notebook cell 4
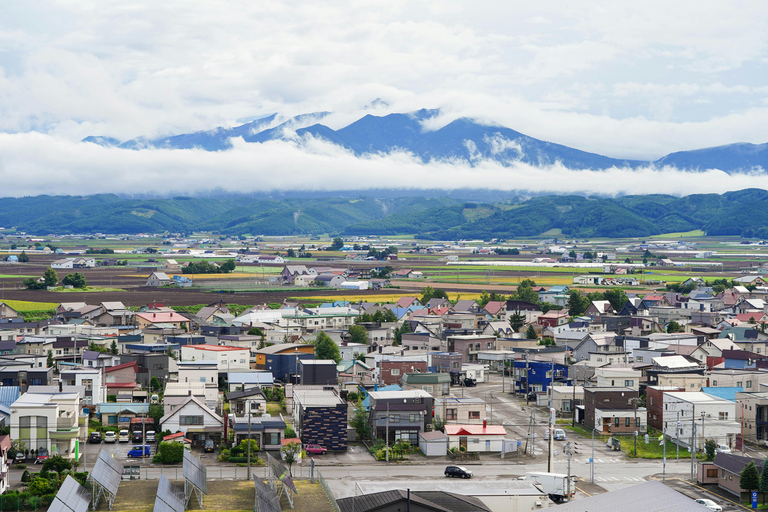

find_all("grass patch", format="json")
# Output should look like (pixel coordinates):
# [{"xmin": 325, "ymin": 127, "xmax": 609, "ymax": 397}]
[
  {"xmin": 266, "ymin": 403, "xmax": 286, "ymax": 416},
  {"xmin": 0, "ymin": 274, "xmax": 35, "ymax": 278},
  {"xmin": 1, "ymin": 299, "xmax": 59, "ymax": 311},
  {"xmin": 651, "ymin": 230, "xmax": 706, "ymax": 239},
  {"xmin": 51, "ymin": 286, "xmax": 125, "ymax": 293}
]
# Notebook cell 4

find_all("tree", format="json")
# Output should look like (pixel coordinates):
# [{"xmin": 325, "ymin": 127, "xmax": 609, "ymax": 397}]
[
  {"xmin": 43, "ymin": 268, "xmax": 58, "ymax": 287},
  {"xmin": 110, "ymin": 339, "xmax": 118, "ymax": 355},
  {"xmin": 18, "ymin": 251, "xmax": 29, "ymax": 262},
  {"xmin": 509, "ymin": 309, "xmax": 526, "ymax": 333},
  {"xmin": 62, "ymin": 272, "xmax": 87, "ymax": 288},
  {"xmin": 348, "ymin": 324, "xmax": 369, "ymax": 344},
  {"xmin": 568, "ymin": 250, "xmax": 577, "ymax": 258},
  {"xmin": 760, "ymin": 456, "xmax": 768, "ymax": 504},
  {"xmin": 393, "ymin": 321, "xmax": 411, "ymax": 345},
  {"xmin": 148, "ymin": 403, "xmax": 164, "ymax": 425},
  {"xmin": 281, "ymin": 442, "xmax": 302, "ymax": 475},
  {"xmin": 150, "ymin": 377, "xmax": 161, "ymax": 391},
  {"xmin": 567, "ymin": 290, "xmax": 589, "ymax": 317},
  {"xmin": 602, "ymin": 289, "xmax": 629, "ymax": 312},
  {"xmin": 525, "ymin": 325, "xmax": 538, "ymax": 340},
  {"xmin": 220, "ymin": 259, "xmax": 236, "ymax": 273},
  {"xmin": 515, "ymin": 280, "xmax": 540, "ymax": 304},
  {"xmin": 350, "ymin": 400, "xmax": 371, "ymax": 439},
  {"xmin": 704, "ymin": 439, "xmax": 717, "ymax": 461},
  {"xmin": 330, "ymin": 237, "xmax": 344, "ymax": 250},
  {"xmin": 41, "ymin": 455, "xmax": 72, "ymax": 476},
  {"xmin": 46, "ymin": 350, "xmax": 54, "ymax": 368},
  {"xmin": 741, "ymin": 461, "xmax": 760, "ymax": 493},
  {"xmin": 433, "ymin": 414, "xmax": 445, "ymax": 432},
  {"xmin": 314, "ymin": 331, "xmax": 341, "ymax": 363},
  {"xmin": 420, "ymin": 286, "xmax": 435, "ymax": 304},
  {"xmin": 667, "ymin": 321, "xmax": 684, "ymax": 333},
  {"xmin": 247, "ymin": 327, "xmax": 264, "ymax": 336}
]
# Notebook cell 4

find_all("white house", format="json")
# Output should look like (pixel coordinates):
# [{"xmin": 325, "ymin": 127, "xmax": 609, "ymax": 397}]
[
  {"xmin": 11, "ymin": 391, "xmax": 83, "ymax": 459},
  {"xmin": 176, "ymin": 361, "xmax": 220, "ymax": 409},
  {"xmin": 662, "ymin": 391, "xmax": 740, "ymax": 450},
  {"xmin": 51, "ymin": 258, "xmax": 74, "ymax": 269},
  {"xmin": 180, "ymin": 345, "xmax": 250, "ymax": 372},
  {"xmin": 146, "ymin": 272, "xmax": 172, "ymax": 287},
  {"xmin": 444, "ymin": 423, "xmax": 507, "ymax": 452},
  {"xmin": 159, "ymin": 395, "xmax": 224, "ymax": 448},
  {"xmin": 59, "ymin": 368, "xmax": 105, "ymax": 406},
  {"xmin": 595, "ymin": 367, "xmax": 642, "ymax": 390},
  {"xmin": 163, "ymin": 382, "xmax": 207, "ymax": 416}
]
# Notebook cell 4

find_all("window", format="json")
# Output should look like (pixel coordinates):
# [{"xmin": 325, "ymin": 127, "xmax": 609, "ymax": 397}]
[
  {"xmin": 446, "ymin": 408, "xmax": 457, "ymax": 420},
  {"xmin": 626, "ymin": 418, "xmax": 631, "ymax": 427},
  {"xmin": 747, "ymin": 380, "xmax": 753, "ymax": 388},
  {"xmin": 649, "ymin": 397, "xmax": 653, "ymax": 405},
  {"xmin": 265, "ymin": 432, "xmax": 280, "ymax": 445},
  {"xmin": 391, "ymin": 369, "xmax": 400, "ymax": 376},
  {"xmin": 422, "ymin": 386, "xmax": 433, "ymax": 393},
  {"xmin": 180, "ymin": 415, "xmax": 204, "ymax": 425},
  {"xmin": 625, "ymin": 380, "xmax": 634, "ymax": 387},
  {"xmin": 719, "ymin": 412, "xmax": 729, "ymax": 420},
  {"xmin": 737, "ymin": 382, "xmax": 742, "ymax": 388},
  {"xmin": 469, "ymin": 411, "xmax": 481, "ymax": 420},
  {"xmin": 636, "ymin": 417, "xmax": 640, "ymax": 427},
  {"xmin": 712, "ymin": 380, "xmax": 717, "ymax": 386},
  {"xmin": 707, "ymin": 468, "xmax": 719, "ymax": 478},
  {"xmin": 615, "ymin": 418, "xmax": 620, "ymax": 427},
  {"xmin": 389, "ymin": 414, "xmax": 400, "ymax": 423},
  {"xmin": 200, "ymin": 377, "xmax": 206, "ymax": 383},
  {"xmin": 409, "ymin": 414, "xmax": 419, "ymax": 423},
  {"xmin": 636, "ymin": 356, "xmax": 643, "ymax": 362},
  {"xmin": 108, "ymin": 415, "xmax": 117, "ymax": 425}
]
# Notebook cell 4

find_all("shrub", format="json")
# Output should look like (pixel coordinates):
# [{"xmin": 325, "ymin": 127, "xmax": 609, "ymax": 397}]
[
  {"xmin": 20, "ymin": 469, "xmax": 30, "ymax": 482},
  {"xmin": 284, "ymin": 426, "xmax": 296, "ymax": 439},
  {"xmin": 218, "ymin": 449, "xmax": 231, "ymax": 462},
  {"xmin": 152, "ymin": 442, "xmax": 184, "ymax": 464}
]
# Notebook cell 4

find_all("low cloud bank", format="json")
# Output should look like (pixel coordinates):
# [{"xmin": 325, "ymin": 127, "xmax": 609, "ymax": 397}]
[{"xmin": 0, "ymin": 132, "xmax": 763, "ymax": 197}]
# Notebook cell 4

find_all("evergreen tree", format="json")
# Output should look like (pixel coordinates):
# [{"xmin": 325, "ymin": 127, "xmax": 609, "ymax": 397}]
[
  {"xmin": 314, "ymin": 331, "xmax": 341, "ymax": 363},
  {"xmin": 46, "ymin": 350, "xmax": 54, "ymax": 368},
  {"xmin": 567, "ymin": 290, "xmax": 589, "ymax": 317},
  {"xmin": 509, "ymin": 309, "xmax": 526, "ymax": 332},
  {"xmin": 525, "ymin": 325, "xmax": 537, "ymax": 340},
  {"xmin": 43, "ymin": 268, "xmax": 58, "ymax": 287},
  {"xmin": 110, "ymin": 339, "xmax": 118, "ymax": 355},
  {"xmin": 348, "ymin": 324, "xmax": 369, "ymax": 344},
  {"xmin": 760, "ymin": 457, "xmax": 768, "ymax": 504},
  {"xmin": 741, "ymin": 461, "xmax": 760, "ymax": 493}
]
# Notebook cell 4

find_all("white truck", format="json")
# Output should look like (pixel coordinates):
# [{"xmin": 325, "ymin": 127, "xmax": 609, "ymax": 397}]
[{"xmin": 525, "ymin": 472, "xmax": 576, "ymax": 502}]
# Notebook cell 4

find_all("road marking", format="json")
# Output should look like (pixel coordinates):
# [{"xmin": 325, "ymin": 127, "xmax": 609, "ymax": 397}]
[{"xmin": 574, "ymin": 486, "xmax": 591, "ymax": 497}]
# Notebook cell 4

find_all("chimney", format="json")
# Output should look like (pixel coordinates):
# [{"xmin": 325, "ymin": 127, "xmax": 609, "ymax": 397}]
[
  {"xmin": 483, "ymin": 419, "xmax": 487, "ymax": 429},
  {"xmin": 188, "ymin": 389, "xmax": 192, "ymax": 396},
  {"xmin": 59, "ymin": 381, "xmax": 63, "ymax": 392}
]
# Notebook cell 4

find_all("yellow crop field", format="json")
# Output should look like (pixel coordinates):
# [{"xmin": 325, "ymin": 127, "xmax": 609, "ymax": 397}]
[{"xmin": 3, "ymin": 300, "xmax": 59, "ymax": 311}]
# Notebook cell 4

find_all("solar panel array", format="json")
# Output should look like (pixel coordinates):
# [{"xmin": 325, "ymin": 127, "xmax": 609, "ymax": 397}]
[
  {"xmin": 267, "ymin": 452, "xmax": 298, "ymax": 494},
  {"xmin": 153, "ymin": 475, "xmax": 186, "ymax": 512},
  {"xmin": 47, "ymin": 476, "xmax": 92, "ymax": 512},
  {"xmin": 183, "ymin": 449, "xmax": 208, "ymax": 494},
  {"xmin": 254, "ymin": 476, "xmax": 281, "ymax": 512},
  {"xmin": 93, "ymin": 450, "xmax": 123, "ymax": 496}
]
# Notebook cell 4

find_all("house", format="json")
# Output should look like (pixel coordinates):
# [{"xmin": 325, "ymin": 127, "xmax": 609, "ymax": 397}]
[
  {"xmin": 418, "ymin": 431, "xmax": 448, "ymax": 457},
  {"xmin": 584, "ymin": 300, "xmax": 614, "ymax": 317},
  {"xmin": 226, "ymin": 371, "xmax": 274, "ymax": 392},
  {"xmin": 177, "ymin": 361, "xmax": 219, "ymax": 407},
  {"xmin": 98, "ymin": 403, "xmax": 150, "ymax": 429},
  {"xmin": 226, "ymin": 387, "xmax": 268, "ymax": 416},
  {"xmin": 292, "ymin": 388, "xmax": 347, "ymax": 451},
  {"xmin": 11, "ymin": 391, "xmax": 82, "ymax": 459},
  {"xmin": 735, "ymin": 391, "xmax": 768, "ymax": 447},
  {"xmin": 180, "ymin": 345, "xmax": 249, "ymax": 372},
  {"xmin": 379, "ymin": 357, "xmax": 428, "ymax": 385},
  {"xmin": 368, "ymin": 389, "xmax": 434, "ymax": 445},
  {"xmin": 550, "ymin": 385, "xmax": 584, "ymax": 417},
  {"xmin": 51, "ymin": 258, "xmax": 75, "ymax": 269},
  {"xmin": 104, "ymin": 361, "xmax": 139, "ymax": 396},
  {"xmin": 395, "ymin": 297, "xmax": 421, "ymax": 309},
  {"xmin": 445, "ymin": 423, "xmax": 507, "ymax": 452},
  {"xmin": 662, "ymin": 391, "xmax": 739, "ymax": 450},
  {"xmin": 434, "ymin": 397, "xmax": 486, "ymax": 424},
  {"xmin": 145, "ymin": 272, "xmax": 172, "ymax": 287},
  {"xmin": 594, "ymin": 366, "xmax": 641, "ymax": 390},
  {"xmin": 336, "ymin": 360, "xmax": 375, "ymax": 386},
  {"xmin": 0, "ymin": 303, "xmax": 19, "ymax": 320},
  {"xmin": 59, "ymin": 368, "xmax": 105, "ymax": 406},
  {"xmin": 401, "ymin": 373, "xmax": 451, "ymax": 397},
  {"xmin": 162, "ymin": 382, "xmax": 206, "ymax": 416},
  {"xmin": 583, "ymin": 387, "xmax": 644, "ymax": 434},
  {"xmin": 159, "ymin": 395, "xmax": 224, "ymax": 448},
  {"xmin": 255, "ymin": 346, "xmax": 314, "ymax": 382},
  {"xmin": 299, "ymin": 359, "xmax": 338, "ymax": 386},
  {"xmin": 337, "ymin": 490, "xmax": 491, "ymax": 512},
  {"xmin": 447, "ymin": 335, "xmax": 496, "ymax": 363},
  {"xmin": 482, "ymin": 301, "xmax": 506, "ymax": 318},
  {"xmin": 172, "ymin": 275, "xmax": 192, "ymax": 287},
  {"xmin": 315, "ymin": 273, "xmax": 345, "ymax": 288},
  {"xmin": 229, "ymin": 414, "xmax": 286, "ymax": 450},
  {"xmin": 537, "ymin": 310, "xmax": 569, "ymax": 328},
  {"xmin": 555, "ymin": 480, "xmax": 711, "ymax": 512},
  {"xmin": 135, "ymin": 311, "xmax": 190, "ymax": 330},
  {"xmin": 0, "ymin": 435, "xmax": 10, "ymax": 493},
  {"xmin": 645, "ymin": 385, "xmax": 685, "ymax": 431},
  {"xmin": 712, "ymin": 453, "xmax": 764, "ymax": 498},
  {"xmin": 512, "ymin": 360, "xmax": 569, "ymax": 397},
  {"xmin": 281, "ymin": 265, "xmax": 315, "ymax": 284}
]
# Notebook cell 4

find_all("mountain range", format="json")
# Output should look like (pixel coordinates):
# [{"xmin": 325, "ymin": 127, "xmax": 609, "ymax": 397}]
[
  {"xmin": 5, "ymin": 189, "xmax": 768, "ymax": 238},
  {"xmin": 83, "ymin": 108, "xmax": 768, "ymax": 173}
]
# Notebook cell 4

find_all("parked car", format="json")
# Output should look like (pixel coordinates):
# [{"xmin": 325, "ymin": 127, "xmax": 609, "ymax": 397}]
[
  {"xmin": 444, "ymin": 466, "xmax": 472, "ymax": 479},
  {"xmin": 127, "ymin": 445, "xmax": 151, "ymax": 458},
  {"xmin": 204, "ymin": 439, "xmax": 214, "ymax": 453},
  {"xmin": 694, "ymin": 499, "xmax": 722, "ymax": 512},
  {"xmin": 89, "ymin": 431, "xmax": 103, "ymax": 444},
  {"xmin": 35, "ymin": 448, "xmax": 48, "ymax": 464},
  {"xmin": 118, "ymin": 430, "xmax": 130, "ymax": 443},
  {"xmin": 553, "ymin": 429, "xmax": 566, "ymax": 441},
  {"xmin": 305, "ymin": 444, "xmax": 327, "ymax": 455},
  {"xmin": 104, "ymin": 431, "xmax": 117, "ymax": 443},
  {"xmin": 14, "ymin": 452, "xmax": 24, "ymax": 463},
  {"xmin": 146, "ymin": 431, "xmax": 156, "ymax": 442},
  {"xmin": 132, "ymin": 431, "xmax": 143, "ymax": 443},
  {"xmin": 715, "ymin": 444, "xmax": 731, "ymax": 455}
]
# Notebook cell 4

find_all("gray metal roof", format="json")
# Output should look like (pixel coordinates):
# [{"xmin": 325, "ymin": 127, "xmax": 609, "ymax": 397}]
[{"xmin": 554, "ymin": 481, "xmax": 711, "ymax": 512}]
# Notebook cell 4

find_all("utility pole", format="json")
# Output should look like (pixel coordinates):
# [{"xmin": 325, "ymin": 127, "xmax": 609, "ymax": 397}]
[
  {"xmin": 247, "ymin": 412, "xmax": 252, "ymax": 480},
  {"xmin": 565, "ymin": 442, "xmax": 572, "ymax": 501},
  {"xmin": 525, "ymin": 355, "xmax": 530, "ymax": 405},
  {"xmin": 386, "ymin": 402, "xmax": 390, "ymax": 462},
  {"xmin": 590, "ymin": 428, "xmax": 595, "ymax": 484},
  {"xmin": 663, "ymin": 424, "xmax": 667, "ymax": 482},
  {"xmin": 690, "ymin": 420, "xmax": 696, "ymax": 481},
  {"xmin": 633, "ymin": 397, "xmax": 638, "ymax": 457},
  {"xmin": 676, "ymin": 411, "xmax": 680, "ymax": 462},
  {"xmin": 547, "ymin": 408, "xmax": 554, "ymax": 473}
]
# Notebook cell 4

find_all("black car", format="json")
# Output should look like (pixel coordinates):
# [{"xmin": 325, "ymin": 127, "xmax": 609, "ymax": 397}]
[
  {"xmin": 204, "ymin": 439, "xmax": 214, "ymax": 453},
  {"xmin": 444, "ymin": 466, "xmax": 472, "ymax": 479},
  {"xmin": 132, "ymin": 431, "xmax": 143, "ymax": 443},
  {"xmin": 89, "ymin": 432, "xmax": 102, "ymax": 444}
]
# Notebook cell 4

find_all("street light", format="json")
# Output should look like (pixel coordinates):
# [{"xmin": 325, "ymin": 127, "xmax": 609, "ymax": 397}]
[{"xmin": 590, "ymin": 427, "xmax": 599, "ymax": 484}]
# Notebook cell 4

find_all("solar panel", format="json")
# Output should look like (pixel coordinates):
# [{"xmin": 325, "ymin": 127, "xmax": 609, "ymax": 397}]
[
  {"xmin": 254, "ymin": 476, "xmax": 281, "ymax": 512},
  {"xmin": 183, "ymin": 449, "xmax": 207, "ymax": 494},
  {"xmin": 154, "ymin": 476, "xmax": 186, "ymax": 512},
  {"xmin": 267, "ymin": 453, "xmax": 298, "ymax": 495},
  {"xmin": 48, "ymin": 476, "xmax": 92, "ymax": 512},
  {"xmin": 92, "ymin": 450, "xmax": 123, "ymax": 496}
]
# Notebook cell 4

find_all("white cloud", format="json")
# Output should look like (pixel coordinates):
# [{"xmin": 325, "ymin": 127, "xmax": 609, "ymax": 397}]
[
  {"xmin": 1, "ymin": 0, "xmax": 768, "ymax": 184},
  {"xmin": 0, "ymin": 132, "xmax": 765, "ymax": 198}
]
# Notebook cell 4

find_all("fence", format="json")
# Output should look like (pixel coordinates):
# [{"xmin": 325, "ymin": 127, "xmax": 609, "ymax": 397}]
[{"xmin": 317, "ymin": 470, "xmax": 342, "ymax": 512}]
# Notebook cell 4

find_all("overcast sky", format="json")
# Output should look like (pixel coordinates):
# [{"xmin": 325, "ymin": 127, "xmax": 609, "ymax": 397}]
[{"xmin": 2, "ymin": 1, "xmax": 768, "ymax": 196}]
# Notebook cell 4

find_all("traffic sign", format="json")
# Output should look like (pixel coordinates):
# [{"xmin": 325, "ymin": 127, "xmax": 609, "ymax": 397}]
[{"xmin": 752, "ymin": 491, "xmax": 758, "ymax": 509}]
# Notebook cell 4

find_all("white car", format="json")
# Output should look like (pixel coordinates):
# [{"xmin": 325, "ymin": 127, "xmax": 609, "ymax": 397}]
[
  {"xmin": 104, "ymin": 431, "xmax": 117, "ymax": 443},
  {"xmin": 118, "ymin": 429, "xmax": 130, "ymax": 443},
  {"xmin": 694, "ymin": 498, "xmax": 722, "ymax": 512},
  {"xmin": 715, "ymin": 444, "xmax": 731, "ymax": 455}
]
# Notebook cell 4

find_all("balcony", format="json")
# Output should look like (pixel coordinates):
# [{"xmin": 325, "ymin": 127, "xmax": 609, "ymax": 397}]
[{"xmin": 49, "ymin": 427, "xmax": 79, "ymax": 439}]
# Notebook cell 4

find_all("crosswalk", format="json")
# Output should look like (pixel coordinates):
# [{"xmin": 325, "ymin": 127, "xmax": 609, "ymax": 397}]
[
  {"xmin": 592, "ymin": 476, "xmax": 647, "ymax": 483},
  {"xmin": 573, "ymin": 458, "xmax": 626, "ymax": 464}
]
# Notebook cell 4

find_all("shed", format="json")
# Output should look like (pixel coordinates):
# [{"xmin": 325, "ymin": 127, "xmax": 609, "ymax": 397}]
[{"xmin": 418, "ymin": 430, "xmax": 448, "ymax": 457}]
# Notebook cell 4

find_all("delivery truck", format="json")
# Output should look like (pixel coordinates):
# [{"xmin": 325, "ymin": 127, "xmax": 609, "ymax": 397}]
[{"xmin": 525, "ymin": 472, "xmax": 576, "ymax": 502}]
